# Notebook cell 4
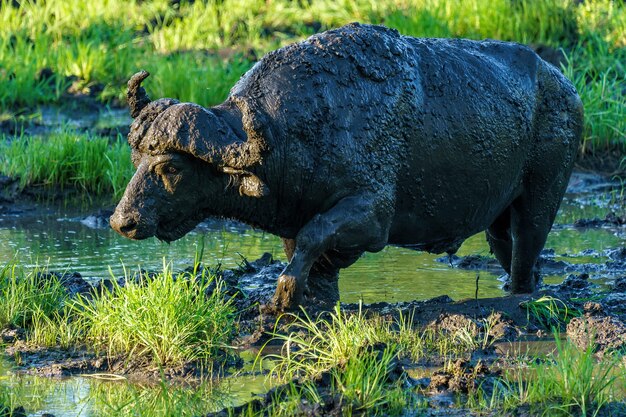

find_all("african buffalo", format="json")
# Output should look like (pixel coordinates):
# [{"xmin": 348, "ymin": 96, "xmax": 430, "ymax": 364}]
[{"xmin": 110, "ymin": 23, "xmax": 583, "ymax": 310}]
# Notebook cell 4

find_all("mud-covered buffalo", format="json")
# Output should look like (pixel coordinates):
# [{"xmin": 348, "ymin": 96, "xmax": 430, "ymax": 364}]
[{"xmin": 110, "ymin": 23, "xmax": 583, "ymax": 310}]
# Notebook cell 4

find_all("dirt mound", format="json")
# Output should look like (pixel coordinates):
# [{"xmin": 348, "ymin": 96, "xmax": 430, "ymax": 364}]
[
  {"xmin": 566, "ymin": 302, "xmax": 626, "ymax": 357},
  {"xmin": 428, "ymin": 359, "xmax": 496, "ymax": 394}
]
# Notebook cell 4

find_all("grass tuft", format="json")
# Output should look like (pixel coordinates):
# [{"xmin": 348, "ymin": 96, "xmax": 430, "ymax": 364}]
[
  {"xmin": 471, "ymin": 333, "xmax": 622, "ymax": 416},
  {"xmin": 331, "ymin": 345, "xmax": 402, "ymax": 412},
  {"xmin": 70, "ymin": 261, "xmax": 236, "ymax": 367},
  {"xmin": 267, "ymin": 305, "xmax": 392, "ymax": 381},
  {"xmin": 521, "ymin": 296, "xmax": 581, "ymax": 330},
  {"xmin": 0, "ymin": 262, "xmax": 68, "ymax": 330},
  {"xmin": 263, "ymin": 305, "xmax": 506, "ymax": 415},
  {"xmin": 0, "ymin": 258, "xmax": 237, "ymax": 370}
]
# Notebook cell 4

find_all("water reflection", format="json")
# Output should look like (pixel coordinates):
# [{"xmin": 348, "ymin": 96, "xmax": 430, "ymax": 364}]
[
  {"xmin": 0, "ymin": 355, "xmax": 272, "ymax": 417},
  {"xmin": 0, "ymin": 192, "xmax": 623, "ymax": 304}
]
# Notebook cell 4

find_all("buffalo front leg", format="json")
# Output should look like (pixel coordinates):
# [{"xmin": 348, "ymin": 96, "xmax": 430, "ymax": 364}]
[{"xmin": 271, "ymin": 195, "xmax": 392, "ymax": 310}]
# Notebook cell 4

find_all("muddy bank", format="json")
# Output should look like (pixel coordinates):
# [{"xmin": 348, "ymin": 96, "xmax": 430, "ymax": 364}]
[
  {"xmin": 1, "ymin": 71, "xmax": 131, "ymax": 140},
  {"xmin": 3, "ymin": 251, "xmax": 626, "ymax": 417},
  {"xmin": 5, "ymin": 249, "xmax": 626, "ymax": 375}
]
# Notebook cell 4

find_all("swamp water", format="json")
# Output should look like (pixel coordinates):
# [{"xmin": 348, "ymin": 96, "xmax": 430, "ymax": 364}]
[{"xmin": 0, "ymin": 171, "xmax": 623, "ymax": 415}]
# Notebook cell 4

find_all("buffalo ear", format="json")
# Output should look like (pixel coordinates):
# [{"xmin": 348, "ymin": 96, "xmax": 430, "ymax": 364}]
[
  {"xmin": 222, "ymin": 167, "xmax": 270, "ymax": 198},
  {"xmin": 240, "ymin": 174, "xmax": 270, "ymax": 198}
]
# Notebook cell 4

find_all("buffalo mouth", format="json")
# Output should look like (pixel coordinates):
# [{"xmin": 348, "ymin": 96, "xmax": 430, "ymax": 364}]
[
  {"xmin": 110, "ymin": 210, "xmax": 157, "ymax": 240},
  {"xmin": 155, "ymin": 214, "xmax": 205, "ymax": 243}
]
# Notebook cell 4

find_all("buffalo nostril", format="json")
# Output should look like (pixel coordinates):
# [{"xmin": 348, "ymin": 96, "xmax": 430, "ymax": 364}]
[{"xmin": 120, "ymin": 220, "xmax": 138, "ymax": 234}]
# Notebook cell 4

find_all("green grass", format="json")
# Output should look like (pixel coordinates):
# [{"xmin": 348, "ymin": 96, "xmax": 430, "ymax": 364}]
[
  {"xmin": 70, "ymin": 261, "xmax": 236, "ymax": 367},
  {"xmin": 261, "ymin": 305, "xmax": 507, "ymax": 415},
  {"xmin": 331, "ymin": 345, "xmax": 406, "ymax": 413},
  {"xmin": 266, "ymin": 306, "xmax": 386, "ymax": 380},
  {"xmin": 0, "ymin": 262, "xmax": 68, "ymax": 330},
  {"xmin": 264, "ymin": 306, "xmax": 409, "ymax": 414},
  {"xmin": 0, "ymin": 259, "xmax": 237, "ymax": 368},
  {"xmin": 470, "ymin": 334, "xmax": 623, "ymax": 416},
  {"xmin": 267, "ymin": 305, "xmax": 505, "ymax": 381},
  {"xmin": 0, "ymin": 0, "xmax": 624, "ymax": 152},
  {"xmin": 143, "ymin": 52, "xmax": 252, "ymax": 107},
  {"xmin": 0, "ymin": 130, "xmax": 134, "ymax": 198},
  {"xmin": 520, "ymin": 296, "xmax": 581, "ymax": 330},
  {"xmin": 564, "ymin": 52, "xmax": 626, "ymax": 152}
]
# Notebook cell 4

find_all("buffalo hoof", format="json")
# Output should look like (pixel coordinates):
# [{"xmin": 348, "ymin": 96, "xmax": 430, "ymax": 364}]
[{"xmin": 270, "ymin": 274, "xmax": 303, "ymax": 311}]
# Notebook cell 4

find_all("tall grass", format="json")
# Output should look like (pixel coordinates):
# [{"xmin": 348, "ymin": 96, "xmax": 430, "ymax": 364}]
[
  {"xmin": 384, "ymin": 0, "xmax": 578, "ymax": 43},
  {"xmin": 0, "ymin": 130, "xmax": 133, "ymax": 198},
  {"xmin": 0, "ymin": 0, "xmax": 624, "ymax": 151},
  {"xmin": 144, "ymin": 53, "xmax": 252, "ymax": 107},
  {"xmin": 71, "ymin": 262, "xmax": 236, "ymax": 367},
  {"xmin": 0, "ymin": 259, "xmax": 237, "ymax": 369},
  {"xmin": 268, "ymin": 305, "xmax": 504, "ymax": 381},
  {"xmin": 267, "ymin": 305, "xmax": 393, "ymax": 381},
  {"xmin": 266, "ymin": 305, "xmax": 410, "ymax": 414},
  {"xmin": 331, "ymin": 345, "xmax": 403, "ymax": 412},
  {"xmin": 264, "ymin": 305, "xmax": 506, "ymax": 414},
  {"xmin": 564, "ymin": 48, "xmax": 626, "ymax": 152},
  {"xmin": 0, "ymin": 262, "xmax": 68, "ymax": 330}
]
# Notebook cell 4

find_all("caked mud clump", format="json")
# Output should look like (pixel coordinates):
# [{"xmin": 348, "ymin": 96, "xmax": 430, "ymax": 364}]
[
  {"xmin": 439, "ymin": 250, "xmax": 626, "ymax": 291},
  {"xmin": 574, "ymin": 212, "xmax": 626, "ymax": 228},
  {"xmin": 429, "ymin": 313, "xmax": 480, "ymax": 337},
  {"xmin": 428, "ymin": 359, "xmax": 497, "ymax": 394},
  {"xmin": 567, "ymin": 302, "xmax": 626, "ymax": 357}
]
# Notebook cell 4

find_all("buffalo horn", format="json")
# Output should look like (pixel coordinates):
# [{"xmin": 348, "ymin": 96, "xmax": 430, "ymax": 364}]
[{"xmin": 127, "ymin": 70, "xmax": 151, "ymax": 118}]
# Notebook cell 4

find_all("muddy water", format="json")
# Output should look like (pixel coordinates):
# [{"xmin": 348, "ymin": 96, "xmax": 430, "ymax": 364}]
[
  {"xmin": 0, "ymin": 172, "xmax": 623, "ymax": 416},
  {"xmin": 0, "ymin": 353, "xmax": 273, "ymax": 416},
  {"xmin": 0, "ymin": 208, "xmax": 621, "ymax": 303}
]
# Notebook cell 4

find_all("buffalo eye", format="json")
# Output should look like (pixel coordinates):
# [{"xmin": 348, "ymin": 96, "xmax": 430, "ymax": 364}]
[{"xmin": 155, "ymin": 163, "xmax": 179, "ymax": 177}]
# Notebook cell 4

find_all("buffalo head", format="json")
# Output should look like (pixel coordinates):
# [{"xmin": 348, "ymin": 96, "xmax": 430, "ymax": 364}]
[{"xmin": 110, "ymin": 71, "xmax": 269, "ymax": 242}]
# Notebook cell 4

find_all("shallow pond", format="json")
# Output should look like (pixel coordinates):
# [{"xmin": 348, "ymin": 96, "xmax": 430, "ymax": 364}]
[
  {"xmin": 0, "ymin": 173, "xmax": 623, "ymax": 304},
  {"xmin": 0, "ymin": 171, "xmax": 624, "ymax": 416},
  {"xmin": 0, "ymin": 351, "xmax": 273, "ymax": 416}
]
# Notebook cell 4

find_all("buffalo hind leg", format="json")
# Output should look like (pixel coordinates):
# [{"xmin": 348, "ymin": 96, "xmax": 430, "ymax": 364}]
[
  {"xmin": 272, "ymin": 195, "xmax": 390, "ymax": 311},
  {"xmin": 508, "ymin": 59, "xmax": 582, "ymax": 293},
  {"xmin": 486, "ymin": 207, "xmax": 512, "ymax": 275}
]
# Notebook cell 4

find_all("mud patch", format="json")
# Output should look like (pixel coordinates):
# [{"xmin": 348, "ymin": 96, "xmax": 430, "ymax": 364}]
[
  {"xmin": 566, "ymin": 302, "xmax": 626, "ymax": 357},
  {"xmin": 438, "ymin": 249, "xmax": 626, "ymax": 290},
  {"xmin": 5, "ymin": 254, "xmax": 626, "ymax": 416},
  {"xmin": 428, "ymin": 359, "xmax": 496, "ymax": 394},
  {"xmin": 574, "ymin": 212, "xmax": 626, "ymax": 228},
  {"xmin": 1, "ymin": 101, "xmax": 130, "ymax": 139}
]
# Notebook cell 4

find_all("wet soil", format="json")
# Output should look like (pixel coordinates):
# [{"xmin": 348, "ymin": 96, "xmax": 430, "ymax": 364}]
[
  {"xmin": 4, "ymin": 248, "xmax": 625, "ymax": 371},
  {"xmin": 2, "ymin": 254, "xmax": 626, "ymax": 416}
]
